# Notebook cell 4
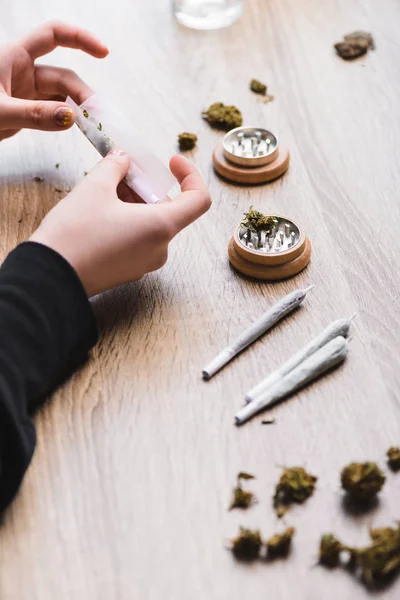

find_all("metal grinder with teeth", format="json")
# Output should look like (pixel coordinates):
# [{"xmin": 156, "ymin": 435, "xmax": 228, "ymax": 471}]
[
  {"xmin": 228, "ymin": 215, "xmax": 311, "ymax": 280},
  {"xmin": 213, "ymin": 126, "xmax": 290, "ymax": 184}
]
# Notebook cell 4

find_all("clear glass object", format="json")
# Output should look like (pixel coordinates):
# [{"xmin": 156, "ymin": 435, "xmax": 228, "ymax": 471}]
[{"xmin": 173, "ymin": 0, "xmax": 243, "ymax": 30}]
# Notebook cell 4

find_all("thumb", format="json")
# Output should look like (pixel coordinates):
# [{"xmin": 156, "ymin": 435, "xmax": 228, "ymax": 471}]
[
  {"xmin": 0, "ymin": 96, "xmax": 75, "ymax": 131},
  {"xmin": 83, "ymin": 148, "xmax": 130, "ymax": 190}
]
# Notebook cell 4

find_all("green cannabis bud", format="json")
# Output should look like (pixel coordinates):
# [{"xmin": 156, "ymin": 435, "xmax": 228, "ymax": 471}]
[
  {"xmin": 202, "ymin": 102, "xmax": 242, "ymax": 131},
  {"xmin": 356, "ymin": 524, "xmax": 400, "ymax": 588},
  {"xmin": 229, "ymin": 472, "xmax": 256, "ymax": 509},
  {"xmin": 250, "ymin": 78, "xmax": 267, "ymax": 96},
  {"xmin": 341, "ymin": 462, "xmax": 385, "ymax": 502},
  {"xmin": 334, "ymin": 31, "xmax": 375, "ymax": 60},
  {"xmin": 387, "ymin": 447, "xmax": 400, "ymax": 471},
  {"xmin": 319, "ymin": 534, "xmax": 344, "ymax": 568},
  {"xmin": 178, "ymin": 132, "xmax": 197, "ymax": 151},
  {"xmin": 273, "ymin": 467, "xmax": 317, "ymax": 517},
  {"xmin": 266, "ymin": 527, "xmax": 295, "ymax": 559},
  {"xmin": 241, "ymin": 206, "xmax": 278, "ymax": 233},
  {"xmin": 231, "ymin": 527, "xmax": 262, "ymax": 561},
  {"xmin": 318, "ymin": 526, "xmax": 400, "ymax": 588}
]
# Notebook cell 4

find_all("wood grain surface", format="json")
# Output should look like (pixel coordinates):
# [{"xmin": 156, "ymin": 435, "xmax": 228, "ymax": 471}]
[{"xmin": 1, "ymin": 1, "xmax": 400, "ymax": 598}]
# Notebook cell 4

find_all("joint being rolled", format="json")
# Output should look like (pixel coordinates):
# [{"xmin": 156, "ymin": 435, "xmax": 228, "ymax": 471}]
[{"xmin": 66, "ymin": 94, "xmax": 176, "ymax": 204}]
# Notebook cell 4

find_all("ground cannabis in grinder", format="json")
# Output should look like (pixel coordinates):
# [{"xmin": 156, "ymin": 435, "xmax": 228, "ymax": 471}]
[
  {"xmin": 334, "ymin": 31, "xmax": 375, "ymax": 60},
  {"xmin": 178, "ymin": 132, "xmax": 197, "ymax": 151},
  {"xmin": 202, "ymin": 102, "xmax": 242, "ymax": 131},
  {"xmin": 387, "ymin": 447, "xmax": 400, "ymax": 471},
  {"xmin": 341, "ymin": 462, "xmax": 385, "ymax": 502},
  {"xmin": 229, "ymin": 472, "xmax": 256, "ymax": 510},
  {"xmin": 231, "ymin": 527, "xmax": 263, "ymax": 561},
  {"xmin": 266, "ymin": 527, "xmax": 295, "ymax": 559},
  {"xmin": 241, "ymin": 206, "xmax": 278, "ymax": 233},
  {"xmin": 273, "ymin": 466, "xmax": 317, "ymax": 517}
]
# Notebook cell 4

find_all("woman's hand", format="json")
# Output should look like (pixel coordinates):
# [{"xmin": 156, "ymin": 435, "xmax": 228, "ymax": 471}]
[
  {"xmin": 0, "ymin": 21, "xmax": 108, "ymax": 141},
  {"xmin": 30, "ymin": 152, "xmax": 212, "ymax": 297}
]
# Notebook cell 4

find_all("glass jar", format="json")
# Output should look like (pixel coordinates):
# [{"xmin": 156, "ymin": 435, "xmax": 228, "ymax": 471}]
[{"xmin": 173, "ymin": 0, "xmax": 243, "ymax": 30}]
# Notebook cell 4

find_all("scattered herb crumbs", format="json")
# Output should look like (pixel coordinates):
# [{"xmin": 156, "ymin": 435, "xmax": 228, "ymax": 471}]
[
  {"xmin": 55, "ymin": 163, "xmax": 60, "ymax": 168},
  {"xmin": 82, "ymin": 109, "xmax": 89, "ymax": 118},
  {"xmin": 260, "ymin": 94, "xmax": 274, "ymax": 104},
  {"xmin": 178, "ymin": 132, "xmax": 197, "ymax": 151},
  {"xmin": 237, "ymin": 472, "xmax": 255, "ymax": 481},
  {"xmin": 231, "ymin": 527, "xmax": 262, "ymax": 561},
  {"xmin": 202, "ymin": 102, "xmax": 242, "ymax": 131},
  {"xmin": 334, "ymin": 31, "xmax": 375, "ymax": 60},
  {"xmin": 273, "ymin": 467, "xmax": 317, "ymax": 517},
  {"xmin": 33, "ymin": 176, "xmax": 44, "ymax": 183},
  {"xmin": 261, "ymin": 419, "xmax": 275, "ymax": 425},
  {"xmin": 84, "ymin": 171, "xmax": 88, "ymax": 176},
  {"xmin": 250, "ymin": 78, "xmax": 267, "ymax": 95},
  {"xmin": 97, "ymin": 122, "xmax": 102, "ymax": 131},
  {"xmin": 387, "ymin": 447, "xmax": 400, "ymax": 471},
  {"xmin": 341, "ymin": 462, "xmax": 385, "ymax": 502}
]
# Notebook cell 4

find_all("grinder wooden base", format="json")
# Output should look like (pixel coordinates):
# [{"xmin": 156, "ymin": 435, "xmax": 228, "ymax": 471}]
[
  {"xmin": 213, "ymin": 142, "xmax": 290, "ymax": 184},
  {"xmin": 228, "ymin": 236, "xmax": 312, "ymax": 280}
]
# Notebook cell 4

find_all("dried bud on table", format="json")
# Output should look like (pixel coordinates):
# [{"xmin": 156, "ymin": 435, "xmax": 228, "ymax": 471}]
[
  {"xmin": 229, "ymin": 472, "xmax": 256, "ymax": 509},
  {"xmin": 231, "ymin": 527, "xmax": 263, "ymax": 561},
  {"xmin": 178, "ymin": 132, "xmax": 197, "ymax": 151},
  {"xmin": 250, "ymin": 78, "xmax": 267, "ymax": 95},
  {"xmin": 266, "ymin": 527, "xmax": 295, "ymax": 559},
  {"xmin": 334, "ymin": 31, "xmax": 375, "ymax": 60},
  {"xmin": 202, "ymin": 102, "xmax": 242, "ymax": 131},
  {"xmin": 229, "ymin": 486, "xmax": 255, "ymax": 510},
  {"xmin": 319, "ymin": 534, "xmax": 344, "ymax": 568},
  {"xmin": 273, "ymin": 467, "xmax": 317, "ymax": 517},
  {"xmin": 237, "ymin": 472, "xmax": 255, "ymax": 481},
  {"xmin": 387, "ymin": 447, "xmax": 400, "ymax": 471},
  {"xmin": 341, "ymin": 462, "xmax": 385, "ymax": 502},
  {"xmin": 356, "ymin": 525, "xmax": 400, "ymax": 588},
  {"xmin": 318, "ymin": 525, "xmax": 400, "ymax": 589}
]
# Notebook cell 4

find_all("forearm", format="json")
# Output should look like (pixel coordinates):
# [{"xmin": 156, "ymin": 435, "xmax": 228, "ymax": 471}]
[{"xmin": 0, "ymin": 242, "xmax": 98, "ymax": 512}]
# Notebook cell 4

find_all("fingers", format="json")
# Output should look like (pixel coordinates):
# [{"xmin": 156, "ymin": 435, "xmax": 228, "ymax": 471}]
[
  {"xmin": 21, "ymin": 21, "xmax": 108, "ymax": 61},
  {"xmin": 0, "ymin": 96, "xmax": 75, "ymax": 131},
  {"xmin": 161, "ymin": 155, "xmax": 211, "ymax": 233},
  {"xmin": 83, "ymin": 149, "xmax": 130, "ymax": 191},
  {"xmin": 0, "ymin": 128, "xmax": 20, "ymax": 142},
  {"xmin": 35, "ymin": 65, "xmax": 93, "ymax": 105}
]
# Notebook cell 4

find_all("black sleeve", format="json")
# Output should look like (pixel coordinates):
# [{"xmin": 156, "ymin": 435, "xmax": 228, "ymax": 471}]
[{"xmin": 0, "ymin": 242, "xmax": 98, "ymax": 512}]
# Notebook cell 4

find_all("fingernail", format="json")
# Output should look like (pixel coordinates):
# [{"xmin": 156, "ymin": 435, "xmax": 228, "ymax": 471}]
[
  {"xmin": 54, "ymin": 107, "xmax": 74, "ymax": 127},
  {"xmin": 108, "ymin": 148, "xmax": 126, "ymax": 156}
]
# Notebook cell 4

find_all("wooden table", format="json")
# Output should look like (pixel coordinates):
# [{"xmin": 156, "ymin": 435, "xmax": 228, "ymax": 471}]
[{"xmin": 1, "ymin": 1, "xmax": 400, "ymax": 598}]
